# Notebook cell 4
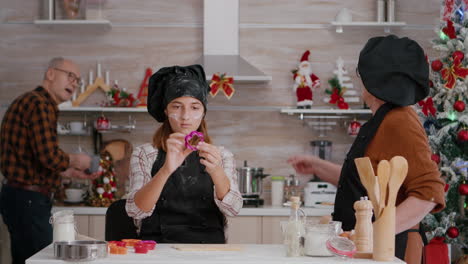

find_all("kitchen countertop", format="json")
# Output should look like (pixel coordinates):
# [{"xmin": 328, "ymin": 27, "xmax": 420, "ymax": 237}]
[
  {"xmin": 26, "ymin": 244, "xmax": 405, "ymax": 264},
  {"xmin": 52, "ymin": 204, "xmax": 333, "ymax": 216}
]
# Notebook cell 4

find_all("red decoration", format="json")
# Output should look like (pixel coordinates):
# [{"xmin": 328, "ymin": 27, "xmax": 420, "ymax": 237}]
[
  {"xmin": 431, "ymin": 153, "xmax": 441, "ymax": 164},
  {"xmin": 418, "ymin": 97, "xmax": 437, "ymax": 116},
  {"xmin": 137, "ymin": 68, "xmax": 152, "ymax": 107},
  {"xmin": 457, "ymin": 129, "xmax": 468, "ymax": 142},
  {"xmin": 429, "ymin": 80, "xmax": 434, "ymax": 87},
  {"xmin": 96, "ymin": 115, "xmax": 111, "ymax": 130},
  {"xmin": 459, "ymin": 183, "xmax": 468, "ymax": 195},
  {"xmin": 442, "ymin": 20, "xmax": 457, "ymax": 39},
  {"xmin": 424, "ymin": 237, "xmax": 449, "ymax": 264},
  {"xmin": 453, "ymin": 100, "xmax": 465, "ymax": 112},
  {"xmin": 442, "ymin": 0, "xmax": 456, "ymax": 21},
  {"xmin": 210, "ymin": 73, "xmax": 235, "ymax": 99},
  {"xmin": 326, "ymin": 77, "xmax": 349, "ymax": 109},
  {"xmin": 431, "ymin": 60, "xmax": 443, "ymax": 72},
  {"xmin": 444, "ymin": 183, "xmax": 450, "ymax": 192},
  {"xmin": 347, "ymin": 120, "xmax": 361, "ymax": 136},
  {"xmin": 446, "ymin": 226, "xmax": 459, "ymax": 238},
  {"xmin": 441, "ymin": 58, "xmax": 468, "ymax": 89},
  {"xmin": 452, "ymin": 51, "xmax": 465, "ymax": 63}
]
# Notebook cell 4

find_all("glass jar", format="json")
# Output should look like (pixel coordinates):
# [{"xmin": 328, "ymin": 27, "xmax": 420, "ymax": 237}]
[
  {"xmin": 304, "ymin": 223, "xmax": 333, "ymax": 256},
  {"xmin": 50, "ymin": 210, "xmax": 76, "ymax": 242}
]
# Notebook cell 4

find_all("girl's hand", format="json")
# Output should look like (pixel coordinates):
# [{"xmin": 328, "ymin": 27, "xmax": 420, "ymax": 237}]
[
  {"xmin": 163, "ymin": 132, "xmax": 193, "ymax": 174},
  {"xmin": 197, "ymin": 142, "xmax": 223, "ymax": 175}
]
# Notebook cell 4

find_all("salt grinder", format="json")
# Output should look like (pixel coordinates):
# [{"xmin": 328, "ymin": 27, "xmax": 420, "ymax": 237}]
[{"xmin": 354, "ymin": 196, "xmax": 373, "ymax": 253}]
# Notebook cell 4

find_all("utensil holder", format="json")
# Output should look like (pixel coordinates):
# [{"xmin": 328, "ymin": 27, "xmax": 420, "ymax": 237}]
[{"xmin": 373, "ymin": 205, "xmax": 395, "ymax": 261}]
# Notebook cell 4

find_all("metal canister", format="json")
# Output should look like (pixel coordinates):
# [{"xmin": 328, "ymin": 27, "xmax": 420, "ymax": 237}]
[{"xmin": 54, "ymin": 240, "xmax": 108, "ymax": 261}]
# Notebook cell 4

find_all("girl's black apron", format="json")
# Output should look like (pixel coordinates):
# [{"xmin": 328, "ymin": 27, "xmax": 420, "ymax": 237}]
[
  {"xmin": 140, "ymin": 149, "xmax": 225, "ymax": 243},
  {"xmin": 332, "ymin": 102, "xmax": 409, "ymax": 260}
]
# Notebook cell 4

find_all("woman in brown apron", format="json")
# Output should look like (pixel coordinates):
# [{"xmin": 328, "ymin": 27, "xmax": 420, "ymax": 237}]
[{"xmin": 288, "ymin": 35, "xmax": 446, "ymax": 263}]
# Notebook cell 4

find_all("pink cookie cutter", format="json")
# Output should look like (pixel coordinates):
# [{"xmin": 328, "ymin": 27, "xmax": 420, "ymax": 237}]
[{"xmin": 185, "ymin": 131, "xmax": 204, "ymax": 151}]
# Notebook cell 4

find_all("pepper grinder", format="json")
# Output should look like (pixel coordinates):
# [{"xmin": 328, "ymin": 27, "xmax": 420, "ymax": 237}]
[{"xmin": 354, "ymin": 196, "xmax": 373, "ymax": 253}]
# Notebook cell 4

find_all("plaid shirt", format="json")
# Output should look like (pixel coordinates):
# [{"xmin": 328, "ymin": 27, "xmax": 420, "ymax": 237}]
[{"xmin": 0, "ymin": 86, "xmax": 69, "ymax": 189}]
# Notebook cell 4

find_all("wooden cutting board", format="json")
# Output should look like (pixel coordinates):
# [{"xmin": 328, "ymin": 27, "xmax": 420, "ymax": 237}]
[{"xmin": 172, "ymin": 244, "xmax": 243, "ymax": 251}]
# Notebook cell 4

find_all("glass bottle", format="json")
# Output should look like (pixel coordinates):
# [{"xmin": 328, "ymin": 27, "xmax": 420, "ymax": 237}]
[{"xmin": 284, "ymin": 196, "xmax": 305, "ymax": 257}]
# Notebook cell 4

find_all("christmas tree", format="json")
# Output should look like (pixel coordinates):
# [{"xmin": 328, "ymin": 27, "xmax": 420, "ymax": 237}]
[
  {"xmin": 419, "ymin": 0, "xmax": 468, "ymax": 253},
  {"xmin": 87, "ymin": 151, "xmax": 118, "ymax": 207}
]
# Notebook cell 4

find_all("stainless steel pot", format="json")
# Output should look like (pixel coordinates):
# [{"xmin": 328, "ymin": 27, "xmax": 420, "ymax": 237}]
[
  {"xmin": 237, "ymin": 161, "xmax": 269, "ymax": 195},
  {"xmin": 54, "ymin": 240, "xmax": 108, "ymax": 261}
]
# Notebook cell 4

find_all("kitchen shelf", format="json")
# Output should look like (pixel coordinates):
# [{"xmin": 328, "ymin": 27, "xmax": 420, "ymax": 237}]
[
  {"xmin": 331, "ymin": 21, "xmax": 406, "ymax": 33},
  {"xmin": 33, "ymin": 19, "xmax": 112, "ymax": 30},
  {"xmin": 59, "ymin": 105, "xmax": 286, "ymax": 112},
  {"xmin": 280, "ymin": 107, "xmax": 372, "ymax": 120},
  {"xmin": 59, "ymin": 106, "xmax": 146, "ymax": 112}
]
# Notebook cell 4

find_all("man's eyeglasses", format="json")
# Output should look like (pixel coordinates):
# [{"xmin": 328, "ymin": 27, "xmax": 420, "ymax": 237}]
[{"xmin": 54, "ymin": 68, "xmax": 83, "ymax": 86}]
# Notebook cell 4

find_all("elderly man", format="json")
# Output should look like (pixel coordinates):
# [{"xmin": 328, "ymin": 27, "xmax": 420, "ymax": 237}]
[{"xmin": 0, "ymin": 57, "xmax": 97, "ymax": 264}]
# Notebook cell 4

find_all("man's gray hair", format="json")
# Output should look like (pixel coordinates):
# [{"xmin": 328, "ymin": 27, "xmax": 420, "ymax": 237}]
[{"xmin": 44, "ymin": 57, "xmax": 65, "ymax": 80}]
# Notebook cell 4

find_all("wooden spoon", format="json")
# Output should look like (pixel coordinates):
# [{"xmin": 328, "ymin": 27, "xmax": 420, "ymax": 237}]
[
  {"xmin": 387, "ymin": 156, "xmax": 408, "ymax": 207},
  {"xmin": 376, "ymin": 160, "xmax": 390, "ymax": 218},
  {"xmin": 354, "ymin": 157, "xmax": 379, "ymax": 215}
]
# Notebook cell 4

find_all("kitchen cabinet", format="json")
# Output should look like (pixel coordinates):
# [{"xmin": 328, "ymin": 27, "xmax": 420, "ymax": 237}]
[
  {"xmin": 226, "ymin": 216, "xmax": 262, "ymax": 244},
  {"xmin": 72, "ymin": 214, "xmax": 322, "ymax": 244},
  {"xmin": 261, "ymin": 216, "xmax": 288, "ymax": 244}
]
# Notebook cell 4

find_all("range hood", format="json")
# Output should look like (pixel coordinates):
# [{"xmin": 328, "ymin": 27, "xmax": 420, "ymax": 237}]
[{"xmin": 195, "ymin": 0, "xmax": 272, "ymax": 82}]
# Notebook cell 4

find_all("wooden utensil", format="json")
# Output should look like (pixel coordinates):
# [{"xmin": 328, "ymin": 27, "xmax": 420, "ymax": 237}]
[
  {"xmin": 354, "ymin": 157, "xmax": 379, "ymax": 216},
  {"xmin": 376, "ymin": 160, "xmax": 390, "ymax": 218},
  {"xmin": 387, "ymin": 156, "xmax": 408, "ymax": 207}
]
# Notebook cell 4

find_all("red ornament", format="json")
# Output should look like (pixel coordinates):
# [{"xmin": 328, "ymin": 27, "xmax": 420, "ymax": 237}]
[
  {"xmin": 348, "ymin": 120, "xmax": 362, "ymax": 137},
  {"xmin": 431, "ymin": 153, "xmax": 441, "ymax": 164},
  {"xmin": 446, "ymin": 226, "xmax": 459, "ymax": 238},
  {"xmin": 452, "ymin": 51, "xmax": 465, "ymax": 63},
  {"xmin": 453, "ymin": 100, "xmax": 465, "ymax": 112},
  {"xmin": 431, "ymin": 60, "xmax": 443, "ymax": 71},
  {"xmin": 429, "ymin": 80, "xmax": 433, "ymax": 87},
  {"xmin": 457, "ymin": 129, "xmax": 468, "ymax": 142},
  {"xmin": 96, "ymin": 115, "xmax": 111, "ymax": 130},
  {"xmin": 337, "ymin": 101, "xmax": 349, "ymax": 109},
  {"xmin": 444, "ymin": 183, "xmax": 450, "ymax": 192},
  {"xmin": 459, "ymin": 183, "xmax": 468, "ymax": 195}
]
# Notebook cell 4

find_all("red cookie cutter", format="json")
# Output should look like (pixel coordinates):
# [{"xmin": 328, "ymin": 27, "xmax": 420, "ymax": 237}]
[{"xmin": 185, "ymin": 131, "xmax": 204, "ymax": 151}]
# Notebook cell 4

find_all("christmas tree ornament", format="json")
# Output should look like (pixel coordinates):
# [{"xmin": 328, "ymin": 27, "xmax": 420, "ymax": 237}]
[
  {"xmin": 453, "ymin": 100, "xmax": 465, "ymax": 112},
  {"xmin": 459, "ymin": 182, "xmax": 468, "ymax": 195},
  {"xmin": 96, "ymin": 114, "xmax": 111, "ymax": 131},
  {"xmin": 452, "ymin": 50, "xmax": 465, "ymax": 63},
  {"xmin": 442, "ymin": 20, "xmax": 456, "ymax": 39},
  {"xmin": 418, "ymin": 97, "xmax": 436, "ymax": 116},
  {"xmin": 347, "ymin": 119, "xmax": 361, "ymax": 137},
  {"xmin": 330, "ymin": 57, "xmax": 359, "ymax": 104},
  {"xmin": 292, "ymin": 50, "xmax": 320, "ymax": 109},
  {"xmin": 423, "ymin": 119, "xmax": 438, "ymax": 134},
  {"xmin": 446, "ymin": 226, "xmax": 459, "ymax": 238},
  {"xmin": 209, "ymin": 73, "xmax": 235, "ymax": 99},
  {"xmin": 429, "ymin": 80, "xmax": 433, "ymax": 87},
  {"xmin": 431, "ymin": 153, "xmax": 441, "ymax": 164},
  {"xmin": 440, "ymin": 57, "xmax": 468, "ymax": 89},
  {"xmin": 444, "ymin": 183, "xmax": 450, "ymax": 192},
  {"xmin": 457, "ymin": 129, "xmax": 468, "ymax": 142},
  {"xmin": 431, "ymin": 60, "xmax": 443, "ymax": 71}
]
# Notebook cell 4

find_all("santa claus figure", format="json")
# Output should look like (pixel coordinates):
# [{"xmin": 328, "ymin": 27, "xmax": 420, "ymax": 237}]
[{"xmin": 293, "ymin": 50, "xmax": 320, "ymax": 108}]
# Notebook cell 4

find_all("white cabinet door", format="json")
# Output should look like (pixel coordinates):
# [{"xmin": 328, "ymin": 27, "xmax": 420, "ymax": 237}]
[
  {"xmin": 226, "ymin": 216, "xmax": 262, "ymax": 244},
  {"xmin": 75, "ymin": 215, "xmax": 89, "ymax": 237},
  {"xmin": 88, "ymin": 216, "xmax": 106, "ymax": 241}
]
